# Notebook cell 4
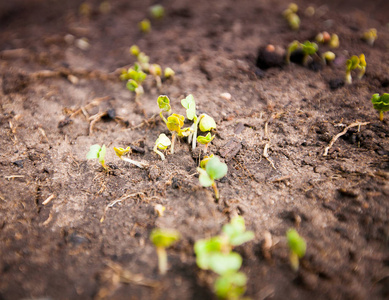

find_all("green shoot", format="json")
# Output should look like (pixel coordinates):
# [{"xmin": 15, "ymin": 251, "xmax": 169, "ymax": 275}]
[
  {"xmin": 113, "ymin": 146, "xmax": 149, "ymax": 169},
  {"xmin": 157, "ymin": 95, "xmax": 171, "ymax": 124},
  {"xmin": 345, "ymin": 54, "xmax": 366, "ymax": 84},
  {"xmin": 283, "ymin": 3, "xmax": 300, "ymax": 30},
  {"xmin": 194, "ymin": 216, "xmax": 254, "ymax": 300},
  {"xmin": 200, "ymin": 154, "xmax": 214, "ymax": 169},
  {"xmin": 166, "ymin": 113, "xmax": 185, "ymax": 154},
  {"xmin": 86, "ymin": 144, "xmax": 108, "ymax": 170},
  {"xmin": 301, "ymin": 41, "xmax": 318, "ymax": 66},
  {"xmin": 199, "ymin": 114, "xmax": 217, "ymax": 132},
  {"xmin": 129, "ymin": 45, "xmax": 140, "ymax": 56},
  {"xmin": 197, "ymin": 132, "xmax": 215, "ymax": 154},
  {"xmin": 149, "ymin": 63, "xmax": 162, "ymax": 89},
  {"xmin": 181, "ymin": 94, "xmax": 198, "ymax": 150},
  {"xmin": 286, "ymin": 40, "xmax": 300, "ymax": 64},
  {"xmin": 154, "ymin": 133, "xmax": 171, "ymax": 160},
  {"xmin": 139, "ymin": 18, "xmax": 151, "ymax": 33},
  {"xmin": 121, "ymin": 63, "xmax": 147, "ymax": 104},
  {"xmin": 197, "ymin": 156, "xmax": 227, "ymax": 200},
  {"xmin": 329, "ymin": 34, "xmax": 339, "ymax": 48},
  {"xmin": 371, "ymin": 93, "xmax": 389, "ymax": 121},
  {"xmin": 286, "ymin": 229, "xmax": 306, "ymax": 271},
  {"xmin": 150, "ymin": 228, "xmax": 180, "ymax": 275},
  {"xmin": 150, "ymin": 4, "xmax": 165, "ymax": 19},
  {"xmin": 362, "ymin": 28, "xmax": 377, "ymax": 46},
  {"xmin": 164, "ymin": 67, "xmax": 175, "ymax": 79},
  {"xmin": 322, "ymin": 51, "xmax": 336, "ymax": 64}
]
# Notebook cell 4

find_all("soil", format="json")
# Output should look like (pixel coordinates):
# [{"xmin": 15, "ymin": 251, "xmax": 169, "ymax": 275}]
[{"xmin": 1, "ymin": 0, "xmax": 388, "ymax": 299}]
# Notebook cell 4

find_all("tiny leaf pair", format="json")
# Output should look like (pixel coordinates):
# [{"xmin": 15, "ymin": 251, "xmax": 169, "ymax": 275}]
[
  {"xmin": 198, "ymin": 156, "xmax": 227, "ymax": 200},
  {"xmin": 345, "ymin": 54, "xmax": 366, "ymax": 84},
  {"xmin": 371, "ymin": 93, "xmax": 389, "ymax": 121},
  {"xmin": 86, "ymin": 144, "xmax": 107, "ymax": 170}
]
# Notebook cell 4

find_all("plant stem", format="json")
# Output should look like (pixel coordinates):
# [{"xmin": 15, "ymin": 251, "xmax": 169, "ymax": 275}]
[
  {"xmin": 212, "ymin": 182, "xmax": 219, "ymax": 200},
  {"xmin": 345, "ymin": 71, "xmax": 352, "ymax": 84},
  {"xmin": 159, "ymin": 112, "xmax": 167, "ymax": 124},
  {"xmin": 121, "ymin": 157, "xmax": 149, "ymax": 168},
  {"xmin": 153, "ymin": 145, "xmax": 165, "ymax": 160},
  {"xmin": 358, "ymin": 67, "xmax": 365, "ymax": 79},
  {"xmin": 156, "ymin": 247, "xmax": 168, "ymax": 275},
  {"xmin": 379, "ymin": 111, "xmax": 384, "ymax": 121},
  {"xmin": 192, "ymin": 116, "xmax": 200, "ymax": 151},
  {"xmin": 155, "ymin": 76, "xmax": 162, "ymax": 89},
  {"xmin": 171, "ymin": 132, "xmax": 176, "ymax": 154}
]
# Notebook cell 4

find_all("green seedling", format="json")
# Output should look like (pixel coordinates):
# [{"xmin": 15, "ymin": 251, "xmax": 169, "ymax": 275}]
[
  {"xmin": 166, "ymin": 113, "xmax": 185, "ymax": 154},
  {"xmin": 150, "ymin": 228, "xmax": 180, "ymax": 275},
  {"xmin": 286, "ymin": 228, "xmax": 306, "ymax": 271},
  {"xmin": 150, "ymin": 4, "xmax": 165, "ymax": 19},
  {"xmin": 154, "ymin": 133, "xmax": 171, "ymax": 160},
  {"xmin": 371, "ymin": 93, "xmax": 389, "ymax": 121},
  {"xmin": 149, "ymin": 63, "xmax": 162, "ymax": 89},
  {"xmin": 200, "ymin": 154, "xmax": 214, "ymax": 169},
  {"xmin": 322, "ymin": 51, "xmax": 336, "ymax": 64},
  {"xmin": 157, "ymin": 95, "xmax": 171, "ymax": 123},
  {"xmin": 194, "ymin": 216, "xmax": 254, "ymax": 300},
  {"xmin": 286, "ymin": 40, "xmax": 300, "ymax": 64},
  {"xmin": 121, "ymin": 63, "xmax": 147, "ymax": 104},
  {"xmin": 197, "ymin": 156, "xmax": 227, "ymax": 200},
  {"xmin": 197, "ymin": 132, "xmax": 215, "ymax": 154},
  {"xmin": 86, "ymin": 144, "xmax": 108, "ymax": 170},
  {"xmin": 283, "ymin": 3, "xmax": 300, "ymax": 30},
  {"xmin": 139, "ymin": 18, "xmax": 151, "ymax": 33},
  {"xmin": 199, "ymin": 114, "xmax": 217, "ymax": 132},
  {"xmin": 129, "ymin": 45, "xmax": 140, "ymax": 56},
  {"xmin": 164, "ymin": 67, "xmax": 175, "ymax": 79},
  {"xmin": 301, "ymin": 41, "xmax": 318, "ymax": 66},
  {"xmin": 329, "ymin": 34, "xmax": 339, "ymax": 48},
  {"xmin": 113, "ymin": 146, "xmax": 149, "ymax": 169},
  {"xmin": 345, "ymin": 54, "xmax": 366, "ymax": 84},
  {"xmin": 181, "ymin": 94, "xmax": 198, "ymax": 149},
  {"xmin": 362, "ymin": 28, "xmax": 377, "ymax": 46}
]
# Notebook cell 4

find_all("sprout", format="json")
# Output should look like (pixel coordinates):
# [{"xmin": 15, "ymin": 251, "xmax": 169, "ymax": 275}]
[
  {"xmin": 149, "ymin": 64, "xmax": 162, "ymax": 88},
  {"xmin": 362, "ymin": 28, "xmax": 377, "ymax": 46},
  {"xmin": 197, "ymin": 156, "xmax": 227, "ymax": 200},
  {"xmin": 194, "ymin": 216, "xmax": 253, "ymax": 300},
  {"xmin": 150, "ymin": 228, "xmax": 180, "ymax": 275},
  {"xmin": 301, "ymin": 41, "xmax": 318, "ymax": 66},
  {"xmin": 139, "ymin": 18, "xmax": 151, "ymax": 33},
  {"xmin": 122, "ymin": 64, "xmax": 147, "ymax": 104},
  {"xmin": 166, "ymin": 113, "xmax": 185, "ymax": 154},
  {"xmin": 86, "ymin": 144, "xmax": 108, "ymax": 170},
  {"xmin": 371, "ymin": 93, "xmax": 389, "ymax": 121},
  {"xmin": 149, "ymin": 4, "xmax": 165, "ymax": 19},
  {"xmin": 329, "ymin": 34, "xmax": 339, "ymax": 48},
  {"xmin": 286, "ymin": 40, "xmax": 300, "ymax": 64},
  {"xmin": 197, "ymin": 132, "xmax": 215, "ymax": 154},
  {"xmin": 164, "ymin": 67, "xmax": 175, "ymax": 79},
  {"xmin": 181, "ymin": 94, "xmax": 199, "ymax": 149},
  {"xmin": 200, "ymin": 154, "xmax": 214, "ymax": 169},
  {"xmin": 286, "ymin": 229, "xmax": 306, "ymax": 271},
  {"xmin": 129, "ymin": 45, "xmax": 140, "ymax": 56},
  {"xmin": 322, "ymin": 51, "xmax": 336, "ymax": 64},
  {"xmin": 199, "ymin": 114, "xmax": 217, "ymax": 132},
  {"xmin": 345, "ymin": 54, "xmax": 366, "ymax": 84},
  {"xmin": 113, "ymin": 146, "xmax": 149, "ymax": 169},
  {"xmin": 315, "ymin": 31, "xmax": 330, "ymax": 43},
  {"xmin": 157, "ymin": 95, "xmax": 172, "ymax": 124},
  {"xmin": 154, "ymin": 133, "xmax": 171, "ymax": 160},
  {"xmin": 283, "ymin": 3, "xmax": 300, "ymax": 30}
]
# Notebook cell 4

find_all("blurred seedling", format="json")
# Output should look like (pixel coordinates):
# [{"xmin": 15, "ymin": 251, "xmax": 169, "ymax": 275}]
[
  {"xmin": 139, "ymin": 18, "xmax": 151, "ymax": 33},
  {"xmin": 197, "ymin": 156, "xmax": 227, "ymax": 200},
  {"xmin": 286, "ymin": 40, "xmax": 318, "ymax": 66},
  {"xmin": 345, "ymin": 54, "xmax": 366, "ymax": 84},
  {"xmin": 283, "ymin": 3, "xmax": 300, "ymax": 30},
  {"xmin": 197, "ymin": 132, "xmax": 215, "ymax": 154},
  {"xmin": 329, "ymin": 34, "xmax": 339, "ymax": 48},
  {"xmin": 154, "ymin": 133, "xmax": 171, "ymax": 160},
  {"xmin": 362, "ymin": 28, "xmax": 377, "ymax": 46},
  {"xmin": 120, "ymin": 63, "xmax": 147, "ymax": 104},
  {"xmin": 322, "ymin": 51, "xmax": 336, "ymax": 64},
  {"xmin": 149, "ymin": 63, "xmax": 162, "ymax": 89},
  {"xmin": 86, "ymin": 144, "xmax": 108, "ymax": 170},
  {"xmin": 315, "ymin": 32, "xmax": 339, "ymax": 48},
  {"xmin": 150, "ymin": 228, "xmax": 180, "ymax": 275},
  {"xmin": 371, "ymin": 93, "xmax": 389, "ymax": 121},
  {"xmin": 150, "ymin": 4, "xmax": 165, "ymax": 19},
  {"xmin": 286, "ymin": 228, "xmax": 306, "ymax": 271},
  {"xmin": 113, "ymin": 146, "xmax": 149, "ymax": 169},
  {"xmin": 194, "ymin": 216, "xmax": 254, "ymax": 299},
  {"xmin": 164, "ymin": 67, "xmax": 175, "ymax": 79}
]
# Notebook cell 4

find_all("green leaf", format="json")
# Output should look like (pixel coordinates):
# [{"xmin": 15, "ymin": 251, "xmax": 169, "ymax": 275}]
[
  {"xmin": 372, "ymin": 93, "xmax": 389, "ymax": 112},
  {"xmin": 98, "ymin": 145, "xmax": 106, "ymax": 165},
  {"xmin": 149, "ymin": 4, "xmax": 165, "ymax": 19},
  {"xmin": 197, "ymin": 132, "xmax": 215, "ymax": 145},
  {"xmin": 155, "ymin": 133, "xmax": 171, "ymax": 150},
  {"xmin": 199, "ymin": 154, "xmax": 214, "ymax": 169},
  {"xmin": 198, "ymin": 168, "xmax": 214, "ymax": 187},
  {"xmin": 205, "ymin": 157, "xmax": 228, "ymax": 180},
  {"xmin": 181, "ymin": 94, "xmax": 196, "ymax": 120},
  {"xmin": 209, "ymin": 252, "xmax": 242, "ymax": 275},
  {"xmin": 287, "ymin": 229, "xmax": 306, "ymax": 258},
  {"xmin": 126, "ymin": 79, "xmax": 138, "ymax": 92},
  {"xmin": 86, "ymin": 144, "xmax": 101, "ymax": 159},
  {"xmin": 199, "ymin": 114, "xmax": 216, "ymax": 132},
  {"xmin": 229, "ymin": 231, "xmax": 255, "ymax": 247},
  {"xmin": 167, "ymin": 114, "xmax": 185, "ymax": 133},
  {"xmin": 222, "ymin": 216, "xmax": 254, "ymax": 246},
  {"xmin": 346, "ymin": 55, "xmax": 360, "ymax": 71},
  {"xmin": 194, "ymin": 237, "xmax": 224, "ymax": 269},
  {"xmin": 301, "ymin": 41, "xmax": 318, "ymax": 55},
  {"xmin": 129, "ymin": 45, "xmax": 140, "ymax": 56},
  {"xmin": 150, "ymin": 228, "xmax": 180, "ymax": 248},
  {"xmin": 214, "ymin": 271, "xmax": 247, "ymax": 299},
  {"xmin": 157, "ymin": 95, "xmax": 171, "ymax": 112}
]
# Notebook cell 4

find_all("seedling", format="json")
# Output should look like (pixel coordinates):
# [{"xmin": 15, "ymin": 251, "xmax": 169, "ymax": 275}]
[
  {"xmin": 149, "ymin": 63, "xmax": 162, "ymax": 88},
  {"xmin": 329, "ymin": 34, "xmax": 339, "ymax": 48},
  {"xmin": 150, "ymin": 228, "xmax": 180, "ymax": 275},
  {"xmin": 315, "ymin": 31, "xmax": 331, "ymax": 44},
  {"xmin": 286, "ymin": 40, "xmax": 300, "ymax": 64},
  {"xmin": 157, "ymin": 95, "xmax": 172, "ymax": 123},
  {"xmin": 139, "ymin": 18, "xmax": 151, "ymax": 33},
  {"xmin": 301, "ymin": 41, "xmax": 318, "ymax": 66},
  {"xmin": 181, "ymin": 94, "xmax": 198, "ymax": 149},
  {"xmin": 121, "ymin": 63, "xmax": 147, "ymax": 104},
  {"xmin": 371, "ymin": 93, "xmax": 389, "ymax": 121},
  {"xmin": 113, "ymin": 146, "xmax": 149, "ymax": 169},
  {"xmin": 362, "ymin": 28, "xmax": 377, "ymax": 46},
  {"xmin": 322, "ymin": 51, "xmax": 336, "ymax": 64},
  {"xmin": 286, "ymin": 228, "xmax": 306, "ymax": 271},
  {"xmin": 199, "ymin": 114, "xmax": 217, "ymax": 132},
  {"xmin": 194, "ymin": 216, "xmax": 254, "ymax": 300},
  {"xmin": 345, "ymin": 54, "xmax": 366, "ymax": 84},
  {"xmin": 283, "ymin": 3, "xmax": 300, "ymax": 30},
  {"xmin": 197, "ymin": 132, "xmax": 215, "ymax": 154},
  {"xmin": 154, "ymin": 133, "xmax": 171, "ymax": 160},
  {"xmin": 197, "ymin": 156, "xmax": 227, "ymax": 200},
  {"xmin": 164, "ymin": 67, "xmax": 175, "ymax": 79},
  {"xmin": 86, "ymin": 144, "xmax": 108, "ymax": 170},
  {"xmin": 150, "ymin": 4, "xmax": 165, "ymax": 19}
]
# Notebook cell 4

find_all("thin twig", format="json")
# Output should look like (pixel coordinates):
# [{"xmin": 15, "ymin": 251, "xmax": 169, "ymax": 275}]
[
  {"xmin": 100, "ymin": 192, "xmax": 145, "ymax": 222},
  {"xmin": 323, "ymin": 121, "xmax": 370, "ymax": 156}
]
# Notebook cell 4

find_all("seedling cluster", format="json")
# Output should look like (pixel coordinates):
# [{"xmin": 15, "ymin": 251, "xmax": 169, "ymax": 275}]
[
  {"xmin": 194, "ymin": 216, "xmax": 254, "ymax": 299},
  {"xmin": 283, "ymin": 3, "xmax": 300, "ymax": 31},
  {"xmin": 345, "ymin": 54, "xmax": 366, "ymax": 84},
  {"xmin": 286, "ymin": 40, "xmax": 318, "ymax": 66}
]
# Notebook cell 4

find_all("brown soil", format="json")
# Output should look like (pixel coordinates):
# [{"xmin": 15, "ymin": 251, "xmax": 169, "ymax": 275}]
[{"xmin": 1, "ymin": 0, "xmax": 388, "ymax": 299}]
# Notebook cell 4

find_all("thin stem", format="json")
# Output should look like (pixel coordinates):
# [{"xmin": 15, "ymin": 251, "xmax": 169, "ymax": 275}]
[
  {"xmin": 155, "ymin": 76, "xmax": 162, "ymax": 89},
  {"xmin": 159, "ymin": 111, "xmax": 168, "ymax": 124},
  {"xmin": 212, "ymin": 182, "xmax": 219, "ymax": 200},
  {"xmin": 358, "ymin": 67, "xmax": 365, "ymax": 79},
  {"xmin": 192, "ymin": 116, "xmax": 200, "ymax": 151},
  {"xmin": 156, "ymin": 247, "xmax": 168, "ymax": 275},
  {"xmin": 380, "ymin": 111, "xmax": 384, "ymax": 121},
  {"xmin": 121, "ymin": 157, "xmax": 149, "ymax": 169},
  {"xmin": 171, "ymin": 132, "xmax": 176, "ymax": 154},
  {"xmin": 345, "ymin": 71, "xmax": 352, "ymax": 84},
  {"xmin": 153, "ymin": 145, "xmax": 165, "ymax": 160},
  {"xmin": 203, "ymin": 143, "xmax": 208, "ymax": 154}
]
